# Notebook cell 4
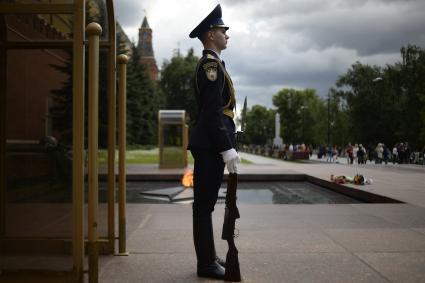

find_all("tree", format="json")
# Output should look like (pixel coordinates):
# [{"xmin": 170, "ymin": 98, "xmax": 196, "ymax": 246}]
[
  {"xmin": 49, "ymin": 0, "xmax": 122, "ymax": 147},
  {"xmin": 326, "ymin": 88, "xmax": 350, "ymax": 147},
  {"xmin": 336, "ymin": 62, "xmax": 385, "ymax": 146},
  {"xmin": 126, "ymin": 45, "xmax": 162, "ymax": 145},
  {"xmin": 160, "ymin": 48, "xmax": 199, "ymax": 123},
  {"xmin": 336, "ymin": 45, "xmax": 425, "ymax": 149},
  {"xmin": 399, "ymin": 45, "xmax": 425, "ymax": 148},
  {"xmin": 272, "ymin": 88, "xmax": 323, "ymax": 145},
  {"xmin": 243, "ymin": 105, "xmax": 275, "ymax": 145}
]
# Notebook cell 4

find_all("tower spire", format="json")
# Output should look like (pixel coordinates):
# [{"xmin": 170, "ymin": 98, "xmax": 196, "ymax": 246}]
[
  {"xmin": 141, "ymin": 9, "xmax": 150, "ymax": 28},
  {"xmin": 137, "ymin": 12, "xmax": 158, "ymax": 81}
]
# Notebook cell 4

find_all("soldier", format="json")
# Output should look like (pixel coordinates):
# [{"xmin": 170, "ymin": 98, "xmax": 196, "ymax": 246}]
[{"xmin": 188, "ymin": 4, "xmax": 240, "ymax": 280}]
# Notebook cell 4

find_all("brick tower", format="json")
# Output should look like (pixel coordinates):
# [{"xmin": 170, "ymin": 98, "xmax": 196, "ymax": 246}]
[{"xmin": 137, "ymin": 15, "xmax": 159, "ymax": 81}]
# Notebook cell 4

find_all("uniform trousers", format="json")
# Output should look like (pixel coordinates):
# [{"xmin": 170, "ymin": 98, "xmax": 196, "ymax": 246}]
[{"xmin": 191, "ymin": 149, "xmax": 225, "ymax": 217}]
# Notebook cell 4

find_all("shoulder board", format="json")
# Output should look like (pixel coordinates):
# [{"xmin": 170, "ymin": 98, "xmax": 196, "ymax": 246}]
[{"xmin": 202, "ymin": 61, "xmax": 218, "ymax": 70}]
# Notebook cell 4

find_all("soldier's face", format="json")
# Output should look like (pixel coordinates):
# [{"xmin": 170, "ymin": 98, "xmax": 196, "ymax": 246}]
[{"xmin": 211, "ymin": 28, "xmax": 229, "ymax": 51}]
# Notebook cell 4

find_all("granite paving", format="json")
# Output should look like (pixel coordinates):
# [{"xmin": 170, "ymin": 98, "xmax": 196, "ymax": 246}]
[{"xmin": 97, "ymin": 153, "xmax": 425, "ymax": 283}]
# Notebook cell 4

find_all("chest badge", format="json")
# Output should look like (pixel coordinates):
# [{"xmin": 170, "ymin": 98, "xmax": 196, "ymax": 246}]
[{"xmin": 203, "ymin": 62, "xmax": 218, "ymax": 81}]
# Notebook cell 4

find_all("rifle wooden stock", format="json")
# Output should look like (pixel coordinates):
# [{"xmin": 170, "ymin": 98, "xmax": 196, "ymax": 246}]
[{"xmin": 222, "ymin": 173, "xmax": 241, "ymax": 282}]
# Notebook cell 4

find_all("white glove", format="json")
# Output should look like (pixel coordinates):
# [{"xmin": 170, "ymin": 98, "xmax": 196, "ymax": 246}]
[{"xmin": 221, "ymin": 148, "xmax": 241, "ymax": 173}]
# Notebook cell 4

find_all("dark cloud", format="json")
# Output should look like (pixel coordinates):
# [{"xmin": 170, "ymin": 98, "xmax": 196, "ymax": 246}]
[
  {"xmin": 227, "ymin": 58, "xmax": 341, "ymax": 97},
  {"xmin": 116, "ymin": 0, "xmax": 425, "ymax": 107},
  {"xmin": 279, "ymin": 1, "xmax": 425, "ymax": 56}
]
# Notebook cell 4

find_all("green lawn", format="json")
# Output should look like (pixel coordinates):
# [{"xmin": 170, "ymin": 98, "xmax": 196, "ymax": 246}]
[{"xmin": 98, "ymin": 148, "xmax": 251, "ymax": 165}]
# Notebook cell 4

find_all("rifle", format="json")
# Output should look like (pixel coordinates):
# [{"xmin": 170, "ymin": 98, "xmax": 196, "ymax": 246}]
[
  {"xmin": 221, "ymin": 97, "xmax": 246, "ymax": 282},
  {"xmin": 222, "ymin": 172, "xmax": 241, "ymax": 282}
]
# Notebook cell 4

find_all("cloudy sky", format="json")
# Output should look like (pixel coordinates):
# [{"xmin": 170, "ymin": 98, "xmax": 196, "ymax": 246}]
[{"xmin": 115, "ymin": 0, "xmax": 425, "ymax": 110}]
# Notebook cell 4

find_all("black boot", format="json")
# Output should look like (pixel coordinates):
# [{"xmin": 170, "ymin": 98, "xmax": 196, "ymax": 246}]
[
  {"xmin": 216, "ymin": 256, "xmax": 226, "ymax": 268},
  {"xmin": 208, "ymin": 217, "xmax": 226, "ymax": 268},
  {"xmin": 193, "ymin": 216, "xmax": 225, "ymax": 279}
]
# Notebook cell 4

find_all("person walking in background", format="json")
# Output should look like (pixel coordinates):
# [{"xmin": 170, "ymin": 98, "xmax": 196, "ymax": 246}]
[
  {"xmin": 326, "ymin": 144, "xmax": 333, "ymax": 162},
  {"xmin": 375, "ymin": 143, "xmax": 384, "ymax": 164},
  {"xmin": 383, "ymin": 144, "xmax": 390, "ymax": 164},
  {"xmin": 289, "ymin": 143, "xmax": 294, "ymax": 152},
  {"xmin": 405, "ymin": 142, "xmax": 411, "ymax": 164},
  {"xmin": 367, "ymin": 144, "xmax": 374, "ymax": 163},
  {"xmin": 353, "ymin": 143, "xmax": 359, "ymax": 164},
  {"xmin": 392, "ymin": 144, "xmax": 398, "ymax": 164},
  {"xmin": 346, "ymin": 143, "xmax": 354, "ymax": 164},
  {"xmin": 398, "ymin": 143, "xmax": 405, "ymax": 164},
  {"xmin": 357, "ymin": 144, "xmax": 365, "ymax": 164},
  {"xmin": 333, "ymin": 145, "xmax": 339, "ymax": 163},
  {"xmin": 188, "ymin": 4, "xmax": 240, "ymax": 279}
]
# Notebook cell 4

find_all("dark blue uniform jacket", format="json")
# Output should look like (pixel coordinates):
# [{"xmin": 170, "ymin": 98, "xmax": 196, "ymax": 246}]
[{"xmin": 188, "ymin": 50, "xmax": 236, "ymax": 152}]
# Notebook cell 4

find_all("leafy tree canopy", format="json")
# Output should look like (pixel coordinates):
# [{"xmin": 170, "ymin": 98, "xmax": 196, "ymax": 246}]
[
  {"xmin": 126, "ymin": 45, "xmax": 163, "ymax": 145},
  {"xmin": 336, "ymin": 44, "xmax": 425, "ymax": 149},
  {"xmin": 160, "ymin": 48, "xmax": 198, "ymax": 123},
  {"xmin": 244, "ymin": 105, "xmax": 275, "ymax": 145}
]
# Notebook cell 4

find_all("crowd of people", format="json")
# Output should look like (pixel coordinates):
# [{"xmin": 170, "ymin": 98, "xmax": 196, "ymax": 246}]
[
  {"xmin": 242, "ymin": 143, "xmax": 312, "ymax": 160},
  {"xmin": 241, "ymin": 141, "xmax": 425, "ymax": 166},
  {"xmin": 318, "ymin": 142, "xmax": 425, "ymax": 165}
]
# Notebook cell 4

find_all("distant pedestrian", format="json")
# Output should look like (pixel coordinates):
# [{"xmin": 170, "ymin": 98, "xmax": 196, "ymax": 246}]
[
  {"xmin": 405, "ymin": 142, "xmax": 411, "ymax": 164},
  {"xmin": 392, "ymin": 145, "xmax": 398, "ymax": 164},
  {"xmin": 326, "ymin": 145, "xmax": 333, "ymax": 162},
  {"xmin": 383, "ymin": 144, "xmax": 390, "ymax": 164},
  {"xmin": 333, "ymin": 145, "xmax": 339, "ymax": 163},
  {"xmin": 367, "ymin": 144, "xmax": 375, "ymax": 163},
  {"xmin": 353, "ymin": 143, "xmax": 359, "ymax": 164},
  {"xmin": 358, "ymin": 144, "xmax": 365, "ymax": 164},
  {"xmin": 375, "ymin": 143, "xmax": 384, "ymax": 164},
  {"xmin": 398, "ymin": 143, "xmax": 405, "ymax": 164},
  {"xmin": 346, "ymin": 143, "xmax": 354, "ymax": 164}
]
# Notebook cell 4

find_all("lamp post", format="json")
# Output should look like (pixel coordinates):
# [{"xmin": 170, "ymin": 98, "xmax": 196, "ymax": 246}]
[
  {"xmin": 327, "ymin": 94, "xmax": 330, "ymax": 146},
  {"xmin": 372, "ymin": 76, "xmax": 383, "ymax": 144},
  {"xmin": 300, "ymin": 105, "xmax": 308, "ymax": 143}
]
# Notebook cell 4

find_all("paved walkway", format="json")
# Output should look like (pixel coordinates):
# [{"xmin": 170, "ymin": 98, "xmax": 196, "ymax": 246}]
[
  {"xmin": 238, "ymin": 152, "xmax": 425, "ymax": 208},
  {"xmin": 98, "ymin": 153, "xmax": 425, "ymax": 283}
]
